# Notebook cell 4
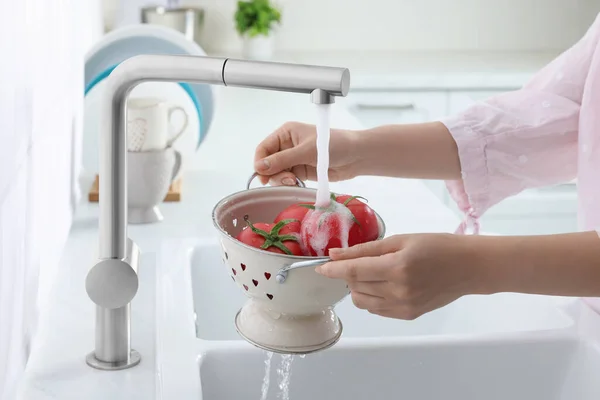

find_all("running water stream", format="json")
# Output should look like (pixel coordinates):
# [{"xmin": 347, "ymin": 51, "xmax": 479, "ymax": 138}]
[
  {"xmin": 260, "ymin": 351, "xmax": 274, "ymax": 400},
  {"xmin": 277, "ymin": 354, "xmax": 295, "ymax": 400},
  {"xmin": 315, "ymin": 103, "xmax": 332, "ymax": 207},
  {"xmin": 301, "ymin": 103, "xmax": 355, "ymax": 256},
  {"xmin": 260, "ymin": 352, "xmax": 300, "ymax": 400},
  {"xmin": 259, "ymin": 104, "xmax": 337, "ymax": 399}
]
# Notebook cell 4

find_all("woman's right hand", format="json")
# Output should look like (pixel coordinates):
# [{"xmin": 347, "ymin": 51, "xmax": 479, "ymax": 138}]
[{"xmin": 253, "ymin": 121, "xmax": 361, "ymax": 186}]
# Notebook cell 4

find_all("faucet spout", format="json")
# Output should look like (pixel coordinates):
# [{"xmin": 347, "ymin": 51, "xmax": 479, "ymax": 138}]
[
  {"xmin": 86, "ymin": 54, "xmax": 350, "ymax": 370},
  {"xmin": 99, "ymin": 55, "xmax": 227, "ymax": 260}
]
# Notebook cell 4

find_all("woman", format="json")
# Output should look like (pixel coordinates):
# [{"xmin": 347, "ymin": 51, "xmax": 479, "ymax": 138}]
[{"xmin": 253, "ymin": 14, "xmax": 600, "ymax": 320}]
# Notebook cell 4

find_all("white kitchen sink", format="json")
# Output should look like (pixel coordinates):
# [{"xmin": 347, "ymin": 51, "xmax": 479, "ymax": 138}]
[
  {"xmin": 199, "ymin": 336, "xmax": 600, "ymax": 400},
  {"xmin": 189, "ymin": 239, "xmax": 572, "ymax": 341},
  {"xmin": 156, "ymin": 238, "xmax": 600, "ymax": 400}
]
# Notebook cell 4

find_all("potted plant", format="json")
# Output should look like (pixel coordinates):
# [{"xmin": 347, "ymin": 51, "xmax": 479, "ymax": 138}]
[{"xmin": 234, "ymin": 0, "xmax": 281, "ymax": 60}]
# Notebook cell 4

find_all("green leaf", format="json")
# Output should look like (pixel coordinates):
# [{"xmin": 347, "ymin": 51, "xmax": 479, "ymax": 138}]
[
  {"xmin": 260, "ymin": 239, "xmax": 274, "ymax": 249},
  {"xmin": 271, "ymin": 241, "xmax": 293, "ymax": 255},
  {"xmin": 245, "ymin": 219, "xmax": 271, "ymax": 239},
  {"xmin": 337, "ymin": 197, "xmax": 362, "ymax": 227},
  {"xmin": 270, "ymin": 218, "xmax": 298, "ymax": 235},
  {"xmin": 343, "ymin": 195, "xmax": 368, "ymax": 206},
  {"xmin": 317, "ymin": 212, "xmax": 329, "ymax": 229},
  {"xmin": 277, "ymin": 234, "xmax": 299, "ymax": 242},
  {"xmin": 234, "ymin": 0, "xmax": 281, "ymax": 36}
]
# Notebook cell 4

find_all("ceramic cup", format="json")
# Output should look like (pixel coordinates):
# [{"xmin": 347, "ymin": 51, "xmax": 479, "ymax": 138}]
[
  {"xmin": 127, "ymin": 147, "xmax": 182, "ymax": 224},
  {"xmin": 126, "ymin": 97, "xmax": 188, "ymax": 152}
]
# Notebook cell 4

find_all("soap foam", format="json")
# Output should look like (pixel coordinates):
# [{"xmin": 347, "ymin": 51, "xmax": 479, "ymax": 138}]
[{"xmin": 301, "ymin": 201, "xmax": 355, "ymax": 256}]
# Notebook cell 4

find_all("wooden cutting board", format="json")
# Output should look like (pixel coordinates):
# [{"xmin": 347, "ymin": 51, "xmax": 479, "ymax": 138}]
[{"xmin": 88, "ymin": 175, "xmax": 181, "ymax": 202}]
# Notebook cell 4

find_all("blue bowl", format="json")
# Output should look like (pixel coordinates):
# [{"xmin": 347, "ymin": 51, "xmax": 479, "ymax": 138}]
[{"xmin": 83, "ymin": 26, "xmax": 215, "ymax": 150}]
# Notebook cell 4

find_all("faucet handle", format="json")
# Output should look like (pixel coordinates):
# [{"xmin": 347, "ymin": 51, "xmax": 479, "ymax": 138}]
[{"xmin": 86, "ymin": 259, "xmax": 139, "ymax": 309}]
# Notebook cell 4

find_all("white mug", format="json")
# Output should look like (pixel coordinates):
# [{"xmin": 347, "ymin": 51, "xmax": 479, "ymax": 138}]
[{"xmin": 126, "ymin": 97, "xmax": 188, "ymax": 151}]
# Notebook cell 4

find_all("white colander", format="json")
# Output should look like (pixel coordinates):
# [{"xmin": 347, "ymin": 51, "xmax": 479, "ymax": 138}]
[{"xmin": 211, "ymin": 173, "xmax": 386, "ymax": 354}]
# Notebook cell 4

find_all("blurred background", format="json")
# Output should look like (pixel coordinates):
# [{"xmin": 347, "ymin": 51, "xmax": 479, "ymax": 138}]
[
  {"xmin": 108, "ymin": 0, "xmax": 598, "ymax": 53},
  {"xmin": 1, "ymin": 0, "xmax": 600, "ymax": 398}
]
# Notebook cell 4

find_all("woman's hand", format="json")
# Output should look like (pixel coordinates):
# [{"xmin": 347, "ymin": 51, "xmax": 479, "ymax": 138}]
[
  {"xmin": 253, "ymin": 122, "xmax": 361, "ymax": 185},
  {"xmin": 316, "ymin": 231, "xmax": 600, "ymax": 319},
  {"xmin": 316, "ymin": 233, "xmax": 483, "ymax": 320}
]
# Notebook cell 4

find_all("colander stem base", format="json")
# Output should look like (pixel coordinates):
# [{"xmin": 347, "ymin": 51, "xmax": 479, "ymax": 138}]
[{"xmin": 234, "ymin": 299, "xmax": 343, "ymax": 355}]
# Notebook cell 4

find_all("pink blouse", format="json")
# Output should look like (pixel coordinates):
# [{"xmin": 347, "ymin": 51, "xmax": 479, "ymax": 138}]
[{"xmin": 440, "ymin": 13, "xmax": 600, "ymax": 310}]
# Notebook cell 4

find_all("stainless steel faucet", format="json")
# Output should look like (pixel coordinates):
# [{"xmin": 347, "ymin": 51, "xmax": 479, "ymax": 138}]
[{"xmin": 84, "ymin": 54, "xmax": 350, "ymax": 370}]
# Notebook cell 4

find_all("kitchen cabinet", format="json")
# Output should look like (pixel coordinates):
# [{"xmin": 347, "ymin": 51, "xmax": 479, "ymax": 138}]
[
  {"xmin": 343, "ymin": 88, "xmax": 578, "ymax": 235},
  {"xmin": 340, "ymin": 90, "xmax": 450, "ymax": 204},
  {"xmin": 340, "ymin": 91, "xmax": 448, "ymax": 126}
]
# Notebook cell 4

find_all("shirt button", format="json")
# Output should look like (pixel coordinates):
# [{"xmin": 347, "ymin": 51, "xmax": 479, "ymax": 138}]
[
  {"xmin": 519, "ymin": 155, "xmax": 528, "ymax": 163},
  {"xmin": 542, "ymin": 101, "xmax": 551, "ymax": 108},
  {"xmin": 556, "ymin": 72, "xmax": 564, "ymax": 81}
]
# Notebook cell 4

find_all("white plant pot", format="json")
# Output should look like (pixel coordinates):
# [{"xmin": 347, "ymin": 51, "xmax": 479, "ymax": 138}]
[{"xmin": 242, "ymin": 34, "xmax": 274, "ymax": 60}]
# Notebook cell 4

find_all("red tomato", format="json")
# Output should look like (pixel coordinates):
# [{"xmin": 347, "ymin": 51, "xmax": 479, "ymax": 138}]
[
  {"xmin": 273, "ymin": 203, "xmax": 312, "ymax": 233},
  {"xmin": 236, "ymin": 219, "xmax": 303, "ymax": 256},
  {"xmin": 299, "ymin": 194, "xmax": 380, "ymax": 256},
  {"xmin": 300, "ymin": 209, "xmax": 348, "ymax": 257},
  {"xmin": 334, "ymin": 195, "xmax": 379, "ymax": 246}
]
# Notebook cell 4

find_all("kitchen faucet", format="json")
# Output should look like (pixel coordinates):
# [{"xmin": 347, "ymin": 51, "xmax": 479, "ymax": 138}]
[{"xmin": 84, "ymin": 54, "xmax": 350, "ymax": 370}]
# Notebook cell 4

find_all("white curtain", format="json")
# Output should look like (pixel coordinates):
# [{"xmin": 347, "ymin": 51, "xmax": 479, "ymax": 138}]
[{"xmin": 0, "ymin": 0, "xmax": 97, "ymax": 397}]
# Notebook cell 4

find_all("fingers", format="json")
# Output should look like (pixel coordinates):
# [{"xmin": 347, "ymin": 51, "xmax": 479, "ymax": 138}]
[
  {"xmin": 256, "ymin": 146, "xmax": 310, "ymax": 176},
  {"xmin": 368, "ymin": 308, "xmax": 422, "ymax": 321},
  {"xmin": 254, "ymin": 127, "xmax": 293, "ymax": 163},
  {"xmin": 348, "ymin": 281, "xmax": 388, "ymax": 298},
  {"xmin": 254, "ymin": 123, "xmax": 308, "ymax": 178},
  {"xmin": 350, "ymin": 291, "xmax": 384, "ymax": 310},
  {"xmin": 260, "ymin": 166, "xmax": 313, "ymax": 187},
  {"xmin": 350, "ymin": 291, "xmax": 423, "ymax": 320},
  {"xmin": 267, "ymin": 171, "xmax": 300, "ymax": 187},
  {"xmin": 329, "ymin": 237, "xmax": 402, "ymax": 261},
  {"xmin": 316, "ymin": 253, "xmax": 395, "ymax": 282}
]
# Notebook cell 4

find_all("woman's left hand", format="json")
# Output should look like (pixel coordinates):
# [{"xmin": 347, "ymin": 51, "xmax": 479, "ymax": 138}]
[{"xmin": 316, "ymin": 233, "xmax": 485, "ymax": 320}]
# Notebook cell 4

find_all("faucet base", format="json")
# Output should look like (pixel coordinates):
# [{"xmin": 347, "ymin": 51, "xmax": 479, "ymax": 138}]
[{"xmin": 86, "ymin": 349, "xmax": 141, "ymax": 371}]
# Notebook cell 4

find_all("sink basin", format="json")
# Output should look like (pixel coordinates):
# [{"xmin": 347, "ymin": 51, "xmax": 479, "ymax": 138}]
[
  {"xmin": 189, "ymin": 240, "xmax": 573, "ymax": 341},
  {"xmin": 156, "ymin": 238, "xmax": 600, "ymax": 399},
  {"xmin": 199, "ymin": 336, "xmax": 600, "ymax": 400}
]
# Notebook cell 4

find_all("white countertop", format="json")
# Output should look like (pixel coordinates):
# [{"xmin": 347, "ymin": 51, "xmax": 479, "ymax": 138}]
[{"xmin": 18, "ymin": 85, "xmax": 462, "ymax": 399}]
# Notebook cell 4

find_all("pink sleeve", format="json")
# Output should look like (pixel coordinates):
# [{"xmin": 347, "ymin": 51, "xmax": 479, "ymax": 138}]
[{"xmin": 440, "ymin": 14, "xmax": 600, "ymax": 234}]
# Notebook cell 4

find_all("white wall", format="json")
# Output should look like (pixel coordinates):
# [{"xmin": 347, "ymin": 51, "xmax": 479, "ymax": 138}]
[{"xmin": 188, "ymin": 0, "xmax": 600, "ymax": 53}]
